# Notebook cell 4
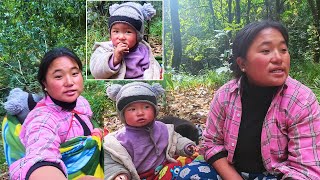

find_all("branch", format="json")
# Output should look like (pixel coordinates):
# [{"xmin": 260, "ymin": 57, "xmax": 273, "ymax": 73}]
[{"xmin": 17, "ymin": 60, "xmax": 23, "ymax": 76}]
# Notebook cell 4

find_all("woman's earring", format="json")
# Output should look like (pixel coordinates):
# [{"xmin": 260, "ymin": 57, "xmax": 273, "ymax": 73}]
[
  {"xmin": 44, "ymin": 88, "xmax": 47, "ymax": 91},
  {"xmin": 242, "ymin": 68, "xmax": 245, "ymax": 72}
]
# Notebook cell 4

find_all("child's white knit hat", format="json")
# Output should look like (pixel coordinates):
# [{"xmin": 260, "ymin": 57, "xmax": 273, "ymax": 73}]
[{"xmin": 108, "ymin": 2, "xmax": 156, "ymax": 41}]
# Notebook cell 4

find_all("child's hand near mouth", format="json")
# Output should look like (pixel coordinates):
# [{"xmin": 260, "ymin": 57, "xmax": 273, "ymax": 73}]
[{"xmin": 113, "ymin": 42, "xmax": 129, "ymax": 66}]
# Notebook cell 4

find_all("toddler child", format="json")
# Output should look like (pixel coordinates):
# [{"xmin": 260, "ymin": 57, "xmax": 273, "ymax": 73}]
[
  {"xmin": 90, "ymin": 2, "xmax": 161, "ymax": 80},
  {"xmin": 104, "ymin": 82, "xmax": 197, "ymax": 180}
]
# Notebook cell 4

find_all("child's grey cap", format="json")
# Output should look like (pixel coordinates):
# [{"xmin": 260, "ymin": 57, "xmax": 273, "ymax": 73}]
[
  {"xmin": 106, "ymin": 82, "xmax": 164, "ymax": 123},
  {"xmin": 4, "ymin": 88, "xmax": 42, "ymax": 123},
  {"xmin": 108, "ymin": 2, "xmax": 156, "ymax": 41}
]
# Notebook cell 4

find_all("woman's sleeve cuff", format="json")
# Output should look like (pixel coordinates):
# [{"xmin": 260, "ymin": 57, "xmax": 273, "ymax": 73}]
[
  {"xmin": 26, "ymin": 161, "xmax": 66, "ymax": 180},
  {"xmin": 207, "ymin": 150, "xmax": 228, "ymax": 165}
]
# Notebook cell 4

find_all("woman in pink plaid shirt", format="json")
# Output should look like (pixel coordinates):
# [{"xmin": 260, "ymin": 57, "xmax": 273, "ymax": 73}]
[
  {"xmin": 9, "ymin": 48, "xmax": 102, "ymax": 180},
  {"xmin": 178, "ymin": 20, "xmax": 320, "ymax": 180}
]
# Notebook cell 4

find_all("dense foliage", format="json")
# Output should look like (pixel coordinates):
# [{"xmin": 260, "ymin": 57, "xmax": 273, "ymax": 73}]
[
  {"xmin": 164, "ymin": 0, "xmax": 320, "ymax": 75},
  {"xmin": 0, "ymin": 0, "xmax": 86, "ymax": 115}
]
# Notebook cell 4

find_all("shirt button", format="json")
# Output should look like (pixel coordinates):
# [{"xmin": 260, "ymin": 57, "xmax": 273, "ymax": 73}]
[
  {"xmin": 231, "ymin": 143, "xmax": 235, "ymax": 146},
  {"xmin": 237, "ymin": 113, "xmax": 240, "ymax": 117}
]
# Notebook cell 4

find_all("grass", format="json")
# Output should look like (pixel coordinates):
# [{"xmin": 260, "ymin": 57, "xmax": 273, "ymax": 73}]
[{"xmin": 167, "ymin": 70, "xmax": 230, "ymax": 91}]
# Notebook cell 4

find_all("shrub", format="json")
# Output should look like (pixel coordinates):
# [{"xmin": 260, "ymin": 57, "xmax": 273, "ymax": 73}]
[{"xmin": 82, "ymin": 80, "xmax": 113, "ymax": 127}]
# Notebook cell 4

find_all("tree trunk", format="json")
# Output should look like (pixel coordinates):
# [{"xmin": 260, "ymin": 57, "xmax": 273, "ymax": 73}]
[
  {"xmin": 307, "ymin": 0, "xmax": 320, "ymax": 62},
  {"xmin": 208, "ymin": 0, "xmax": 215, "ymax": 29},
  {"xmin": 246, "ymin": 0, "xmax": 251, "ymax": 24},
  {"xmin": 235, "ymin": 0, "xmax": 241, "ymax": 23},
  {"xmin": 220, "ymin": 0, "xmax": 225, "ymax": 23},
  {"xmin": 170, "ymin": 0, "xmax": 182, "ymax": 70},
  {"xmin": 163, "ymin": 0, "xmax": 170, "ymax": 68},
  {"xmin": 275, "ymin": 0, "xmax": 281, "ymax": 21},
  {"xmin": 264, "ymin": 0, "xmax": 269, "ymax": 19},
  {"xmin": 227, "ymin": 0, "xmax": 233, "ymax": 39},
  {"xmin": 228, "ymin": 0, "xmax": 233, "ymax": 23}
]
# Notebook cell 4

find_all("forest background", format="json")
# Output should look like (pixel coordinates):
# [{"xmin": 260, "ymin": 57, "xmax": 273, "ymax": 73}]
[{"xmin": 1, "ymin": 0, "xmax": 320, "ymax": 176}]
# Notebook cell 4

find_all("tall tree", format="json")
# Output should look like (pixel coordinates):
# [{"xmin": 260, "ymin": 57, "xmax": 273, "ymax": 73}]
[
  {"xmin": 275, "ymin": 0, "xmax": 281, "ymax": 20},
  {"xmin": 246, "ymin": 0, "xmax": 251, "ymax": 24},
  {"xmin": 264, "ymin": 0, "xmax": 270, "ymax": 19},
  {"xmin": 220, "ymin": 0, "xmax": 225, "ymax": 23},
  {"xmin": 163, "ymin": 0, "xmax": 170, "ymax": 68},
  {"xmin": 170, "ymin": 0, "xmax": 182, "ymax": 70},
  {"xmin": 228, "ymin": 0, "xmax": 233, "ymax": 23},
  {"xmin": 208, "ymin": 0, "xmax": 215, "ymax": 29},
  {"xmin": 235, "ymin": 0, "xmax": 241, "ymax": 23},
  {"xmin": 307, "ymin": 0, "xmax": 320, "ymax": 62}
]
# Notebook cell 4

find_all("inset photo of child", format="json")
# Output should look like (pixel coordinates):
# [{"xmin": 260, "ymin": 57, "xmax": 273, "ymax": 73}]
[{"xmin": 86, "ymin": 1, "xmax": 163, "ymax": 80}]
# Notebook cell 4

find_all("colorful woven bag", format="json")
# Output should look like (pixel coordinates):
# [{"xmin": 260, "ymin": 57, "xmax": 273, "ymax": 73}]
[{"xmin": 2, "ymin": 114, "xmax": 104, "ymax": 179}]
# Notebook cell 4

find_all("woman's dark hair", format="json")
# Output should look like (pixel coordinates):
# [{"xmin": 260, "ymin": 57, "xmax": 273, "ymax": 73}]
[
  {"xmin": 37, "ymin": 47, "xmax": 83, "ymax": 93},
  {"xmin": 230, "ymin": 20, "xmax": 289, "ymax": 79}
]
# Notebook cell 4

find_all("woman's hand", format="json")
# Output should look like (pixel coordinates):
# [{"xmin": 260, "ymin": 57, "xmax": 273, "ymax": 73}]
[{"xmin": 212, "ymin": 157, "xmax": 243, "ymax": 180}]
